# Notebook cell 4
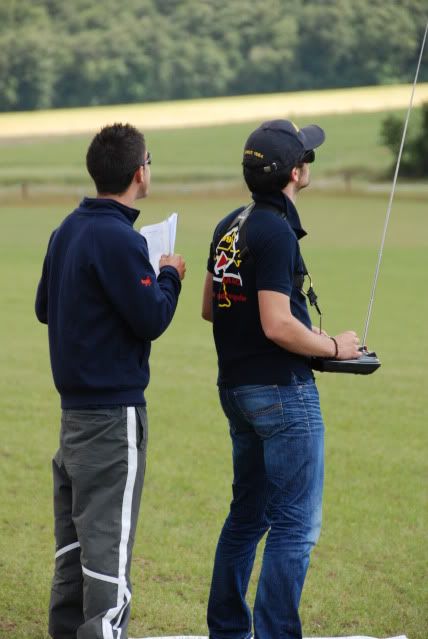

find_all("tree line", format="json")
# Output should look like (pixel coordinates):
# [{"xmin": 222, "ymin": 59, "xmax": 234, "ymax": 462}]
[
  {"xmin": 382, "ymin": 103, "xmax": 428, "ymax": 177},
  {"xmin": 1, "ymin": 0, "xmax": 427, "ymax": 112}
]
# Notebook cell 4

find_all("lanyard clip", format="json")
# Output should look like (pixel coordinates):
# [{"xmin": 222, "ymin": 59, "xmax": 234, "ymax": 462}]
[
  {"xmin": 304, "ymin": 273, "xmax": 323, "ymax": 334},
  {"xmin": 304, "ymin": 273, "xmax": 322, "ymax": 316}
]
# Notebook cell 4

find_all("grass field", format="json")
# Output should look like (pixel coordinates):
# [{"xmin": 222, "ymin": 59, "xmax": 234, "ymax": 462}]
[
  {"xmin": 0, "ymin": 184, "xmax": 426, "ymax": 638},
  {"xmin": 2, "ymin": 107, "xmax": 428, "ymax": 191}
]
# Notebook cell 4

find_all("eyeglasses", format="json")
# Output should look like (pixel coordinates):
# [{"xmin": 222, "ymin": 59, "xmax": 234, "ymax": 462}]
[
  {"xmin": 141, "ymin": 152, "xmax": 152, "ymax": 166},
  {"xmin": 301, "ymin": 150, "xmax": 315, "ymax": 164}
]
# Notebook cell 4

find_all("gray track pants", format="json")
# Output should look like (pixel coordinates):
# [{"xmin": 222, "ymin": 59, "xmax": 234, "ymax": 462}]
[{"xmin": 48, "ymin": 406, "xmax": 147, "ymax": 639}]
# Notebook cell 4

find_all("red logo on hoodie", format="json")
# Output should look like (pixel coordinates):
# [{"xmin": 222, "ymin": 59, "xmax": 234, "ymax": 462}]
[{"xmin": 140, "ymin": 276, "xmax": 152, "ymax": 287}]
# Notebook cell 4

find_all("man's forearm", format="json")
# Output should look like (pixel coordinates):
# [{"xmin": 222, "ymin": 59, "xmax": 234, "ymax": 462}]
[{"xmin": 264, "ymin": 314, "xmax": 336, "ymax": 358}]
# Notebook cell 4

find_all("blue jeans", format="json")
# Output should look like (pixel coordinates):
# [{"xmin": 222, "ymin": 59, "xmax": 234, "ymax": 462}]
[{"xmin": 207, "ymin": 376, "xmax": 324, "ymax": 639}]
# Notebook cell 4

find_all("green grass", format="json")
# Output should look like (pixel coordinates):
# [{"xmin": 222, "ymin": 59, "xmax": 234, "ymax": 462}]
[
  {"xmin": 0, "ymin": 188, "xmax": 427, "ymax": 639},
  {"xmin": 0, "ymin": 108, "xmax": 425, "ymax": 188}
]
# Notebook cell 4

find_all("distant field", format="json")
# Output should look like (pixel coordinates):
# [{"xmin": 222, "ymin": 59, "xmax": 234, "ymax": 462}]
[
  {"xmin": 0, "ymin": 189, "xmax": 426, "ymax": 638},
  {"xmin": 1, "ymin": 83, "xmax": 428, "ymax": 138},
  {"xmin": 2, "ymin": 83, "xmax": 428, "ymax": 191},
  {"xmin": 1, "ymin": 107, "xmax": 427, "ymax": 190}
]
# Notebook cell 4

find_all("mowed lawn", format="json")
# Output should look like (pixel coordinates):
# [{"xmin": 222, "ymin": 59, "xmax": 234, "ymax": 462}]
[
  {"xmin": 0, "ymin": 108, "xmax": 424, "ymax": 187},
  {"xmin": 0, "ymin": 187, "xmax": 426, "ymax": 639}
]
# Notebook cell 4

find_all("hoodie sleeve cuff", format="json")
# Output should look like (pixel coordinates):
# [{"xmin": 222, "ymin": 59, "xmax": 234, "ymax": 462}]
[{"xmin": 158, "ymin": 265, "xmax": 182, "ymax": 289}]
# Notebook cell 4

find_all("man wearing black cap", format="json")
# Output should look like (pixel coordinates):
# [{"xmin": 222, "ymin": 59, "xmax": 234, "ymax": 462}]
[{"xmin": 202, "ymin": 120, "xmax": 361, "ymax": 639}]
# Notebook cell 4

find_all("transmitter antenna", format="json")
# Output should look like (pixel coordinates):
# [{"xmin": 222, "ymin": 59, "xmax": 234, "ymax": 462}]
[
  {"xmin": 312, "ymin": 21, "xmax": 428, "ymax": 374},
  {"xmin": 362, "ymin": 20, "xmax": 428, "ymax": 347}
]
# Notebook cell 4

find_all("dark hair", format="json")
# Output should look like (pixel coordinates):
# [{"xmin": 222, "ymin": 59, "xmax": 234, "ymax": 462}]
[
  {"xmin": 243, "ymin": 159, "xmax": 293, "ymax": 194},
  {"xmin": 86, "ymin": 123, "xmax": 146, "ymax": 194}
]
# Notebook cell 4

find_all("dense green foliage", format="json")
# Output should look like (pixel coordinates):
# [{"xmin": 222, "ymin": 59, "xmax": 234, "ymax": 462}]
[
  {"xmin": 1, "ymin": 0, "xmax": 427, "ymax": 112},
  {"xmin": 381, "ymin": 102, "xmax": 428, "ymax": 177}
]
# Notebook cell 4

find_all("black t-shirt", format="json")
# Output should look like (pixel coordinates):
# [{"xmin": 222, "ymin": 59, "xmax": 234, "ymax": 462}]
[{"xmin": 207, "ymin": 192, "xmax": 313, "ymax": 387}]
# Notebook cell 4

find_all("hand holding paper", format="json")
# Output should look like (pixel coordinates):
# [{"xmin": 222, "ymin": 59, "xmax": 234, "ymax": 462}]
[
  {"xmin": 140, "ymin": 213, "xmax": 179, "ymax": 276},
  {"xmin": 159, "ymin": 254, "xmax": 186, "ymax": 280}
]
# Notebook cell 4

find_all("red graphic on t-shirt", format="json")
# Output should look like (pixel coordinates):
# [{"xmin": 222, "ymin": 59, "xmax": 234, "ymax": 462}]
[
  {"xmin": 140, "ymin": 276, "xmax": 152, "ymax": 287},
  {"xmin": 215, "ymin": 251, "xmax": 229, "ymax": 271}
]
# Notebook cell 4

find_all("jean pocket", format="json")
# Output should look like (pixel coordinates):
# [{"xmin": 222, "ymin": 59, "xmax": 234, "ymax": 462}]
[
  {"xmin": 280, "ymin": 381, "xmax": 323, "ymax": 435},
  {"xmin": 232, "ymin": 385, "xmax": 284, "ymax": 438}
]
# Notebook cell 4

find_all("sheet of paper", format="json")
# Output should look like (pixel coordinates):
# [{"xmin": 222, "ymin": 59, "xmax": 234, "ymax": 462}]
[
  {"xmin": 140, "ymin": 213, "xmax": 178, "ymax": 276},
  {"xmin": 168, "ymin": 212, "xmax": 178, "ymax": 252}
]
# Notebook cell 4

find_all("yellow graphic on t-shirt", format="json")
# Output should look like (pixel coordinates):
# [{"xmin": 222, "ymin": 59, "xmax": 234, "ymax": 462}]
[{"xmin": 213, "ymin": 225, "xmax": 247, "ymax": 308}]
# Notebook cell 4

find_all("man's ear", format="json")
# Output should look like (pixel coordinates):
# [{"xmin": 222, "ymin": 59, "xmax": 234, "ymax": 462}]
[
  {"xmin": 134, "ymin": 166, "xmax": 145, "ymax": 184},
  {"xmin": 289, "ymin": 166, "xmax": 300, "ymax": 183}
]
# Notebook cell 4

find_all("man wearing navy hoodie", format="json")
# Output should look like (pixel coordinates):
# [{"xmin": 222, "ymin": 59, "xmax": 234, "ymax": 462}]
[{"xmin": 35, "ymin": 123, "xmax": 185, "ymax": 639}]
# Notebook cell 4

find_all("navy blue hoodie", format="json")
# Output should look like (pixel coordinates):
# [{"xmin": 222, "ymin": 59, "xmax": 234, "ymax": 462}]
[{"xmin": 35, "ymin": 197, "xmax": 181, "ymax": 408}]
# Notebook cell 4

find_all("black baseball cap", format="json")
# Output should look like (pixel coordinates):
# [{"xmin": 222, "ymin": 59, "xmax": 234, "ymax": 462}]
[{"xmin": 243, "ymin": 119, "xmax": 325, "ymax": 173}]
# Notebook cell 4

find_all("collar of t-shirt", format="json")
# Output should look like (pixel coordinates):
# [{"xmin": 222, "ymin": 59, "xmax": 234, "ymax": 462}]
[{"xmin": 251, "ymin": 191, "xmax": 307, "ymax": 240}]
